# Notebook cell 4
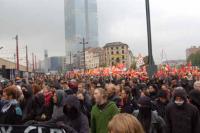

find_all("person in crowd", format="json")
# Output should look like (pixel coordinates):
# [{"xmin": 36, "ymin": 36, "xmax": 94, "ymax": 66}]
[
  {"xmin": 32, "ymin": 84, "xmax": 45, "ymax": 121},
  {"xmin": 106, "ymin": 83, "xmax": 121, "ymax": 107},
  {"xmin": 91, "ymin": 88, "xmax": 119, "ymax": 133},
  {"xmin": 148, "ymin": 85, "xmax": 158, "ymax": 101},
  {"xmin": 133, "ymin": 96, "xmax": 166, "ymax": 133},
  {"xmin": 51, "ymin": 89, "xmax": 65, "ymax": 120},
  {"xmin": 152, "ymin": 90, "xmax": 169, "ymax": 119},
  {"xmin": 68, "ymin": 79, "xmax": 78, "ymax": 94},
  {"xmin": 78, "ymin": 83, "xmax": 91, "ymax": 106},
  {"xmin": 61, "ymin": 80, "xmax": 74, "ymax": 95},
  {"xmin": 115, "ymin": 85, "xmax": 122, "ymax": 97},
  {"xmin": 108, "ymin": 113, "xmax": 145, "ymax": 133},
  {"xmin": 129, "ymin": 80, "xmax": 141, "ymax": 100},
  {"xmin": 40, "ymin": 83, "xmax": 54, "ymax": 121},
  {"xmin": 20, "ymin": 84, "xmax": 36, "ymax": 123},
  {"xmin": 166, "ymin": 87, "xmax": 200, "ymax": 133},
  {"xmin": 77, "ymin": 91, "xmax": 92, "ymax": 124},
  {"xmin": 0, "ymin": 86, "xmax": 22, "ymax": 124},
  {"xmin": 120, "ymin": 86, "xmax": 138, "ymax": 113},
  {"xmin": 161, "ymin": 84, "xmax": 171, "ymax": 100},
  {"xmin": 189, "ymin": 89, "xmax": 200, "ymax": 112},
  {"xmin": 46, "ymin": 95, "xmax": 89, "ymax": 133},
  {"xmin": 193, "ymin": 81, "xmax": 200, "ymax": 91}
]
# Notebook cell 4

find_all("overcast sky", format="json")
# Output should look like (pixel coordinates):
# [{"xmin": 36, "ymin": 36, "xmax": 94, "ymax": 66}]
[{"xmin": 0, "ymin": 0, "xmax": 200, "ymax": 64}]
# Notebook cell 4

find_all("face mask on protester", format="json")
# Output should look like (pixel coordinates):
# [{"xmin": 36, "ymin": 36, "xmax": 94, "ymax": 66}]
[{"xmin": 174, "ymin": 100, "xmax": 184, "ymax": 106}]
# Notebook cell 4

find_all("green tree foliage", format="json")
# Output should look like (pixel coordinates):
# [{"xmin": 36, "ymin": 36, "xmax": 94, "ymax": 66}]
[
  {"xmin": 187, "ymin": 51, "xmax": 200, "ymax": 66},
  {"xmin": 130, "ymin": 61, "xmax": 137, "ymax": 70}
]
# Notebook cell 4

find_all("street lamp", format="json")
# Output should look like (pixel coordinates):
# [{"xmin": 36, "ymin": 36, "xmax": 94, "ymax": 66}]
[
  {"xmin": 80, "ymin": 37, "xmax": 88, "ymax": 74},
  {"xmin": 0, "ymin": 46, "xmax": 3, "ymax": 50},
  {"xmin": 145, "ymin": 0, "xmax": 156, "ymax": 78}
]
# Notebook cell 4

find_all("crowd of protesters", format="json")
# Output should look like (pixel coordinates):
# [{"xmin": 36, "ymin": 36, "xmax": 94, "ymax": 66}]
[{"xmin": 0, "ymin": 73, "xmax": 199, "ymax": 133}]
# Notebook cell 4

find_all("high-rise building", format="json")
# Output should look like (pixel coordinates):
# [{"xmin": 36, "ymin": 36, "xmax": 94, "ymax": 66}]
[{"xmin": 64, "ymin": 0, "xmax": 98, "ymax": 66}]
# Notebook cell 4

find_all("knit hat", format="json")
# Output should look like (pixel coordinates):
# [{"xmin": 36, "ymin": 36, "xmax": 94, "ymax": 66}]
[{"xmin": 173, "ymin": 87, "xmax": 187, "ymax": 101}]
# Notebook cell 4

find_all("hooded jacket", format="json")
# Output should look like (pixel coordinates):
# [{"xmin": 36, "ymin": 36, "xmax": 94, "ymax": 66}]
[
  {"xmin": 91, "ymin": 101, "xmax": 119, "ymax": 133},
  {"xmin": 133, "ymin": 96, "xmax": 166, "ymax": 133},
  {"xmin": 46, "ymin": 95, "xmax": 89, "ymax": 133},
  {"xmin": 166, "ymin": 88, "xmax": 200, "ymax": 133},
  {"xmin": 20, "ymin": 84, "xmax": 36, "ymax": 123},
  {"xmin": 0, "ymin": 99, "xmax": 22, "ymax": 124},
  {"xmin": 51, "ymin": 90, "xmax": 65, "ymax": 120},
  {"xmin": 189, "ymin": 89, "xmax": 200, "ymax": 112},
  {"xmin": 133, "ymin": 110, "xmax": 166, "ymax": 133}
]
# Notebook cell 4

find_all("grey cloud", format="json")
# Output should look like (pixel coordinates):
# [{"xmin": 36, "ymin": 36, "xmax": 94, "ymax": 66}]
[{"xmin": 0, "ymin": 0, "xmax": 200, "ymax": 64}]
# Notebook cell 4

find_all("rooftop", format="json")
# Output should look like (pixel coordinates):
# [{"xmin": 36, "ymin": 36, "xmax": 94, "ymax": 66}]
[{"xmin": 103, "ymin": 42, "xmax": 128, "ymax": 48}]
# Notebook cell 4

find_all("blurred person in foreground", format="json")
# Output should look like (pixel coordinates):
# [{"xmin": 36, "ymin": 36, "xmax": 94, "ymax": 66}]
[
  {"xmin": 108, "ymin": 113, "xmax": 144, "ymax": 133},
  {"xmin": 0, "ymin": 86, "xmax": 22, "ymax": 124}
]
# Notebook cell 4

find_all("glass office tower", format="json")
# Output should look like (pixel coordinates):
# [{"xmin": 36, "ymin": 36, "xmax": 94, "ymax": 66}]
[{"xmin": 64, "ymin": 0, "xmax": 98, "ymax": 64}]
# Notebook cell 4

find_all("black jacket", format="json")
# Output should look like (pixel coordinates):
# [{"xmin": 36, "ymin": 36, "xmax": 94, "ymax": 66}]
[
  {"xmin": 0, "ymin": 99, "xmax": 22, "ymax": 124},
  {"xmin": 20, "ymin": 85, "xmax": 36, "ymax": 123},
  {"xmin": 133, "ymin": 110, "xmax": 166, "ymax": 133},
  {"xmin": 121, "ymin": 97, "xmax": 138, "ymax": 114},
  {"xmin": 46, "ymin": 95, "xmax": 89, "ymax": 133},
  {"xmin": 108, "ymin": 94, "xmax": 121, "ymax": 107},
  {"xmin": 166, "ymin": 102, "xmax": 200, "ymax": 133},
  {"xmin": 153, "ymin": 99, "xmax": 169, "ymax": 119},
  {"xmin": 189, "ymin": 89, "xmax": 200, "ymax": 112}
]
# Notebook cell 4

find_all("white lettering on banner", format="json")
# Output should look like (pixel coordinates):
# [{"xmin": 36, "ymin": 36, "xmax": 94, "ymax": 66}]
[
  {"xmin": 24, "ymin": 126, "xmax": 37, "ymax": 133},
  {"xmin": 50, "ymin": 129, "xmax": 63, "ymax": 133},
  {"xmin": 0, "ymin": 126, "xmax": 65, "ymax": 133},
  {"xmin": 0, "ymin": 126, "xmax": 12, "ymax": 133},
  {"xmin": 38, "ymin": 127, "xmax": 44, "ymax": 133}
]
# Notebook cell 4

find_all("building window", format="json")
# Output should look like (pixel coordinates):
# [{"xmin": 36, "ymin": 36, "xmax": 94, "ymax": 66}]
[
  {"xmin": 116, "ymin": 58, "xmax": 120, "ymax": 63},
  {"xmin": 112, "ymin": 58, "xmax": 114, "ymax": 60},
  {"xmin": 116, "ymin": 47, "xmax": 118, "ymax": 49},
  {"xmin": 111, "ymin": 51, "xmax": 114, "ymax": 55},
  {"xmin": 123, "ymin": 61, "xmax": 125, "ymax": 64},
  {"xmin": 122, "ymin": 46, "xmax": 124, "ymax": 49},
  {"xmin": 116, "ymin": 51, "xmax": 119, "ymax": 54},
  {"xmin": 111, "ymin": 47, "xmax": 113, "ymax": 50},
  {"xmin": 122, "ymin": 55, "xmax": 125, "ymax": 59},
  {"xmin": 112, "ymin": 62, "xmax": 114, "ymax": 66},
  {"xmin": 122, "ymin": 50, "xmax": 124, "ymax": 54}
]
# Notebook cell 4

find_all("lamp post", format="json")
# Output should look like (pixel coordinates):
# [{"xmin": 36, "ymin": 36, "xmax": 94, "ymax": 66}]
[
  {"xmin": 145, "ymin": 0, "xmax": 156, "ymax": 78},
  {"xmin": 80, "ymin": 38, "xmax": 88, "ymax": 74}
]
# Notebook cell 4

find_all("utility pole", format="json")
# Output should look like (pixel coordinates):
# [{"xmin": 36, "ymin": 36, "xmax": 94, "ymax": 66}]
[
  {"xmin": 26, "ymin": 45, "xmax": 29, "ymax": 72},
  {"xmin": 14, "ymin": 53, "xmax": 16, "ymax": 79},
  {"xmin": 84, "ymin": 0, "xmax": 89, "ymax": 42},
  {"xmin": 32, "ymin": 53, "xmax": 35, "ymax": 72},
  {"xmin": 145, "ymin": 0, "xmax": 156, "ymax": 78},
  {"xmin": 69, "ymin": 51, "xmax": 72, "ymax": 71},
  {"xmin": 80, "ymin": 38, "xmax": 88, "ymax": 74},
  {"xmin": 15, "ymin": 35, "xmax": 19, "ymax": 74},
  {"xmin": 35, "ymin": 55, "xmax": 37, "ymax": 71}
]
